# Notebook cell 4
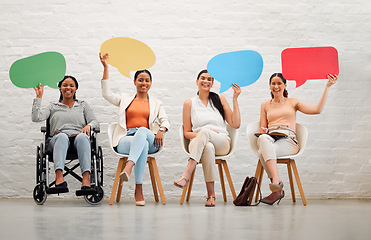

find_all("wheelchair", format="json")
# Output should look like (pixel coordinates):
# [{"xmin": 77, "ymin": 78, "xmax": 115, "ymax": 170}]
[{"xmin": 33, "ymin": 120, "xmax": 104, "ymax": 205}]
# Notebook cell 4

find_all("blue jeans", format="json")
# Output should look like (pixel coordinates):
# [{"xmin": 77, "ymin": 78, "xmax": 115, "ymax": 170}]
[
  {"xmin": 116, "ymin": 127, "xmax": 159, "ymax": 184},
  {"xmin": 47, "ymin": 129, "xmax": 91, "ymax": 174}
]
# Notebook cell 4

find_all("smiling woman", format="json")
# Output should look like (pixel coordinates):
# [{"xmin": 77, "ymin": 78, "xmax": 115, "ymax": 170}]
[
  {"xmin": 99, "ymin": 53, "xmax": 170, "ymax": 206},
  {"xmin": 173, "ymin": 69, "xmax": 241, "ymax": 207},
  {"xmin": 32, "ymin": 75, "xmax": 99, "ymax": 192},
  {"xmin": 257, "ymin": 72, "xmax": 337, "ymax": 205}
]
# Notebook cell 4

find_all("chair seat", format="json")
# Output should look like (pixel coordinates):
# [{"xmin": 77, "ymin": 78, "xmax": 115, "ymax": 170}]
[
  {"xmin": 247, "ymin": 122, "xmax": 308, "ymax": 206},
  {"xmin": 178, "ymin": 125, "xmax": 238, "ymax": 204},
  {"xmin": 107, "ymin": 123, "xmax": 166, "ymax": 205}
]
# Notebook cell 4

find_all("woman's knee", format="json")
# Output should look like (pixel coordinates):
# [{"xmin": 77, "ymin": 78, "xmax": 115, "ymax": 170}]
[
  {"xmin": 198, "ymin": 128, "xmax": 212, "ymax": 137},
  {"xmin": 204, "ymin": 142, "xmax": 215, "ymax": 154},
  {"xmin": 75, "ymin": 133, "xmax": 90, "ymax": 144},
  {"xmin": 55, "ymin": 132, "xmax": 69, "ymax": 142}
]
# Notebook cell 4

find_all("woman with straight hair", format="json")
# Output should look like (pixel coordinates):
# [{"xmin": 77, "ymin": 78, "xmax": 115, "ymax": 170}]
[
  {"xmin": 174, "ymin": 69, "xmax": 241, "ymax": 207},
  {"xmin": 100, "ymin": 53, "xmax": 170, "ymax": 206},
  {"xmin": 257, "ymin": 72, "xmax": 337, "ymax": 205}
]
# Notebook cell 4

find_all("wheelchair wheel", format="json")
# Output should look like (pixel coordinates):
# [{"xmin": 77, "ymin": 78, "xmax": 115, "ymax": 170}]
[
  {"xmin": 84, "ymin": 186, "xmax": 104, "ymax": 205},
  {"xmin": 33, "ymin": 184, "xmax": 47, "ymax": 205}
]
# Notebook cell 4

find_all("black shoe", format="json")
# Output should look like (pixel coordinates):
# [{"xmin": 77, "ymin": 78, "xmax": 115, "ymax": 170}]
[
  {"xmin": 47, "ymin": 182, "xmax": 69, "ymax": 194},
  {"xmin": 76, "ymin": 186, "xmax": 96, "ymax": 196},
  {"xmin": 55, "ymin": 181, "xmax": 68, "ymax": 188}
]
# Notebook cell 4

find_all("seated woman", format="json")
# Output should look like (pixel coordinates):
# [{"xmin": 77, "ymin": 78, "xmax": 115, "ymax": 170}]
[
  {"xmin": 100, "ymin": 53, "xmax": 170, "ymax": 206},
  {"xmin": 257, "ymin": 73, "xmax": 337, "ymax": 205},
  {"xmin": 174, "ymin": 69, "xmax": 241, "ymax": 207},
  {"xmin": 32, "ymin": 76, "xmax": 99, "ymax": 192}
]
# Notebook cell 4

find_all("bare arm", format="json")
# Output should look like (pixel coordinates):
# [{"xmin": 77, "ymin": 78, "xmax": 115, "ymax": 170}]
[
  {"xmin": 183, "ymin": 99, "xmax": 197, "ymax": 140},
  {"xmin": 296, "ymin": 74, "xmax": 338, "ymax": 114},
  {"xmin": 221, "ymin": 83, "xmax": 241, "ymax": 129},
  {"xmin": 259, "ymin": 102, "xmax": 268, "ymax": 133}
]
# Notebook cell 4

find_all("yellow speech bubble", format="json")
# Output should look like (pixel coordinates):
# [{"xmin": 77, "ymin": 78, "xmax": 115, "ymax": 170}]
[{"xmin": 100, "ymin": 37, "xmax": 156, "ymax": 78}]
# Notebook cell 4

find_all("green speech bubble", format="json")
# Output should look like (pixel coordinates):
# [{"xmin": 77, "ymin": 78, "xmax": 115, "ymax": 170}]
[{"xmin": 9, "ymin": 51, "xmax": 66, "ymax": 89}]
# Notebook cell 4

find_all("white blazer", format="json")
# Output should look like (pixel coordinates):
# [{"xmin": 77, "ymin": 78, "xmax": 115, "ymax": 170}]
[{"xmin": 101, "ymin": 80, "xmax": 171, "ymax": 147}]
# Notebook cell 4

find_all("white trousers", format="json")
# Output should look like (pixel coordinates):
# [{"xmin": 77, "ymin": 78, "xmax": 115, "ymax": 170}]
[
  {"xmin": 188, "ymin": 128, "xmax": 230, "ymax": 182},
  {"xmin": 257, "ymin": 134, "xmax": 299, "ymax": 178}
]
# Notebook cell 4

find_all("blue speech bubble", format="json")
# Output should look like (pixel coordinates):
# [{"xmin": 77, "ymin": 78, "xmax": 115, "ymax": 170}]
[{"xmin": 207, "ymin": 50, "xmax": 263, "ymax": 93}]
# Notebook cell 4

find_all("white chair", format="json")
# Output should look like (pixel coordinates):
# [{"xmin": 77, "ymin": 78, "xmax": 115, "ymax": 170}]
[
  {"xmin": 179, "ymin": 125, "xmax": 238, "ymax": 204},
  {"xmin": 108, "ymin": 123, "xmax": 166, "ymax": 205},
  {"xmin": 247, "ymin": 122, "xmax": 308, "ymax": 206}
]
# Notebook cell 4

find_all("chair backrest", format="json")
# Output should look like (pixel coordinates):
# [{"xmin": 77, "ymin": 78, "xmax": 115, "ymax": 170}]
[
  {"xmin": 108, "ymin": 123, "xmax": 165, "ymax": 157},
  {"xmin": 246, "ymin": 122, "xmax": 308, "ymax": 159},
  {"xmin": 179, "ymin": 125, "xmax": 238, "ymax": 158}
]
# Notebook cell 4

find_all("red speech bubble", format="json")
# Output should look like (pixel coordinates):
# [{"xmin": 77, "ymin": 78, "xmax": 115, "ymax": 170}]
[{"xmin": 281, "ymin": 46, "xmax": 339, "ymax": 87}]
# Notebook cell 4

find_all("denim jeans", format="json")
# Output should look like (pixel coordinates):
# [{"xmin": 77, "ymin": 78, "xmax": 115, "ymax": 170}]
[
  {"xmin": 116, "ymin": 127, "xmax": 159, "ymax": 184},
  {"xmin": 47, "ymin": 129, "xmax": 91, "ymax": 174}
]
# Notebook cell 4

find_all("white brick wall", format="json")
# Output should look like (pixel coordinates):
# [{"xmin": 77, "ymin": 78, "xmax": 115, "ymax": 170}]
[{"xmin": 1, "ymin": 0, "xmax": 370, "ymax": 200}]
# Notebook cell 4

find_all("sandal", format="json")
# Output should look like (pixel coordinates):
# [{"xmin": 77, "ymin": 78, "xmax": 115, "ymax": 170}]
[
  {"xmin": 173, "ymin": 176, "xmax": 189, "ymax": 188},
  {"xmin": 205, "ymin": 196, "xmax": 216, "ymax": 207}
]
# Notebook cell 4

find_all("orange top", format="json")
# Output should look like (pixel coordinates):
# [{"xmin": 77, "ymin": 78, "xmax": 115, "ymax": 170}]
[
  {"xmin": 125, "ymin": 99, "xmax": 150, "ymax": 129},
  {"xmin": 264, "ymin": 98, "xmax": 297, "ymax": 131}
]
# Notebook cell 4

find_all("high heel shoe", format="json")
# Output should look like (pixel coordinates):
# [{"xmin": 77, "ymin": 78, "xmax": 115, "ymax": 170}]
[
  {"xmin": 269, "ymin": 181, "xmax": 283, "ymax": 192},
  {"xmin": 119, "ymin": 171, "xmax": 129, "ymax": 182},
  {"xmin": 135, "ymin": 200, "xmax": 145, "ymax": 206},
  {"xmin": 261, "ymin": 190, "xmax": 285, "ymax": 205}
]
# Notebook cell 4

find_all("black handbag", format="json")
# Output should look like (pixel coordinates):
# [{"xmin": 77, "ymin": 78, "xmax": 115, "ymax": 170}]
[{"xmin": 233, "ymin": 176, "xmax": 261, "ymax": 206}]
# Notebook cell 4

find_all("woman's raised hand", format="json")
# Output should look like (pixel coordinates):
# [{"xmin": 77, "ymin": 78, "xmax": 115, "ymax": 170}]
[
  {"xmin": 327, "ymin": 74, "xmax": 338, "ymax": 87},
  {"xmin": 33, "ymin": 83, "xmax": 44, "ymax": 98},
  {"xmin": 231, "ymin": 83, "xmax": 241, "ymax": 98},
  {"xmin": 99, "ymin": 52, "xmax": 109, "ymax": 68}
]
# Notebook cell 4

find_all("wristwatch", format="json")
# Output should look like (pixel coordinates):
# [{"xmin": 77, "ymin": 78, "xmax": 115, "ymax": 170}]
[{"xmin": 159, "ymin": 127, "xmax": 165, "ymax": 132}]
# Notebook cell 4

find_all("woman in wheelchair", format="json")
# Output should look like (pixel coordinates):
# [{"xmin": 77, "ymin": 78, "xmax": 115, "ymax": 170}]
[
  {"xmin": 257, "ymin": 73, "xmax": 337, "ymax": 205},
  {"xmin": 32, "ymin": 76, "xmax": 99, "ymax": 193},
  {"xmin": 100, "ymin": 53, "xmax": 170, "ymax": 206},
  {"xmin": 173, "ymin": 69, "xmax": 241, "ymax": 207}
]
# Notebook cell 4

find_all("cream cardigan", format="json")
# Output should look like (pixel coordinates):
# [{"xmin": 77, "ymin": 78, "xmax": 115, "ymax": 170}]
[{"xmin": 101, "ymin": 80, "xmax": 170, "ymax": 147}]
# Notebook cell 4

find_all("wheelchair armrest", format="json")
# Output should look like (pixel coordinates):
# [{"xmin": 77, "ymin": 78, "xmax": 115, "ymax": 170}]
[
  {"xmin": 41, "ymin": 126, "xmax": 47, "ymax": 133},
  {"xmin": 92, "ymin": 126, "xmax": 100, "ymax": 134}
]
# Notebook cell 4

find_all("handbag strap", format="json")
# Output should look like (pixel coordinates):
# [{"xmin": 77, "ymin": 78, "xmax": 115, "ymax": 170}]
[{"xmin": 249, "ymin": 177, "xmax": 262, "ymax": 206}]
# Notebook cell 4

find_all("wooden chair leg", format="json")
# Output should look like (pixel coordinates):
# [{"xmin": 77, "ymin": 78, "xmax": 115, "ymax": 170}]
[
  {"xmin": 150, "ymin": 157, "xmax": 166, "ymax": 205},
  {"xmin": 254, "ymin": 161, "xmax": 264, "ymax": 203},
  {"xmin": 222, "ymin": 160, "xmax": 237, "ymax": 200},
  {"xmin": 250, "ymin": 160, "xmax": 262, "ymax": 205},
  {"xmin": 116, "ymin": 159, "xmax": 127, "ymax": 203},
  {"xmin": 186, "ymin": 169, "xmax": 196, "ymax": 202},
  {"xmin": 180, "ymin": 184, "xmax": 188, "ymax": 205},
  {"xmin": 291, "ymin": 160, "xmax": 307, "ymax": 206},
  {"xmin": 180, "ymin": 168, "xmax": 195, "ymax": 205},
  {"xmin": 218, "ymin": 162, "xmax": 227, "ymax": 202},
  {"xmin": 286, "ymin": 162, "xmax": 296, "ymax": 203},
  {"xmin": 109, "ymin": 157, "xmax": 126, "ymax": 205},
  {"xmin": 147, "ymin": 158, "xmax": 159, "ymax": 202}
]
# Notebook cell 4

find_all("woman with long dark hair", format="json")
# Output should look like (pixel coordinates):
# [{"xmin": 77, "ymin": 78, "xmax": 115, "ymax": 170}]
[
  {"xmin": 100, "ymin": 53, "xmax": 170, "ymax": 206},
  {"xmin": 174, "ymin": 69, "xmax": 241, "ymax": 207},
  {"xmin": 257, "ymin": 72, "xmax": 337, "ymax": 205}
]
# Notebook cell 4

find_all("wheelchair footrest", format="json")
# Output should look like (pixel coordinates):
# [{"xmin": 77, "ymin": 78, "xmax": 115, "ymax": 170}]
[
  {"xmin": 46, "ymin": 187, "xmax": 69, "ymax": 194},
  {"xmin": 76, "ymin": 187, "xmax": 96, "ymax": 196}
]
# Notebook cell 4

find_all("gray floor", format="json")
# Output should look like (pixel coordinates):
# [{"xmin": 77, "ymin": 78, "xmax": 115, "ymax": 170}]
[{"xmin": 0, "ymin": 197, "xmax": 370, "ymax": 240}]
